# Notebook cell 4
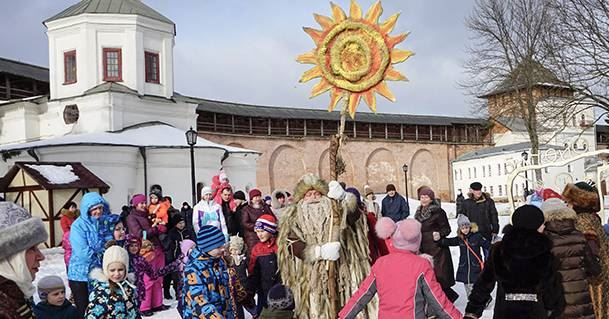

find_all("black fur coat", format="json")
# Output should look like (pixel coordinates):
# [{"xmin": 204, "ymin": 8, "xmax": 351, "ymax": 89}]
[{"xmin": 465, "ymin": 227, "xmax": 565, "ymax": 319}]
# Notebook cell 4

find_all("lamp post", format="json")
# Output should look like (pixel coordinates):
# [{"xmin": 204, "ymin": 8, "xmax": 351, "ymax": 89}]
[
  {"xmin": 521, "ymin": 150, "xmax": 529, "ymax": 200},
  {"xmin": 402, "ymin": 164, "xmax": 409, "ymax": 202},
  {"xmin": 185, "ymin": 127, "xmax": 198, "ymax": 205}
]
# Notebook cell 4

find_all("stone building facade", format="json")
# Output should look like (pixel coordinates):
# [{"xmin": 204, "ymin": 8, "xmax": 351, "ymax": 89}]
[{"xmin": 195, "ymin": 98, "xmax": 492, "ymax": 201}]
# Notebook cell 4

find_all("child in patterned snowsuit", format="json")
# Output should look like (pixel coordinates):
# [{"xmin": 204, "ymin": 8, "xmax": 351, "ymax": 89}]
[
  {"xmin": 85, "ymin": 246, "xmax": 139, "ymax": 319},
  {"xmin": 182, "ymin": 225, "xmax": 235, "ymax": 319},
  {"xmin": 123, "ymin": 234, "xmax": 182, "ymax": 308}
]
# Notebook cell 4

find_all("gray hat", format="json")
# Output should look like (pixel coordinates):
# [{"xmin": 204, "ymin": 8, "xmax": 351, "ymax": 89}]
[
  {"xmin": 0, "ymin": 202, "xmax": 48, "ymax": 260},
  {"xmin": 37, "ymin": 275, "xmax": 65, "ymax": 301},
  {"xmin": 457, "ymin": 214, "xmax": 471, "ymax": 228}
]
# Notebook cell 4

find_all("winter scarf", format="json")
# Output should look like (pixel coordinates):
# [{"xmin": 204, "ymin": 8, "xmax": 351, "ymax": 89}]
[{"xmin": 0, "ymin": 250, "xmax": 34, "ymax": 298}]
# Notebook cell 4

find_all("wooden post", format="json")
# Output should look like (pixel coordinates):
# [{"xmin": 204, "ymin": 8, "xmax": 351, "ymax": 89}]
[
  {"xmin": 231, "ymin": 115, "xmax": 235, "ymax": 133},
  {"xmin": 213, "ymin": 113, "xmax": 217, "ymax": 131},
  {"xmin": 400, "ymin": 124, "xmax": 404, "ymax": 140},
  {"xmin": 4, "ymin": 74, "xmax": 10, "ymax": 100},
  {"xmin": 249, "ymin": 117, "xmax": 253, "ymax": 135}
]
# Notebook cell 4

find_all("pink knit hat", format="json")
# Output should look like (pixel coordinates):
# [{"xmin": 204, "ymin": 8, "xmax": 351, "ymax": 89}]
[
  {"xmin": 131, "ymin": 194, "xmax": 146, "ymax": 206},
  {"xmin": 376, "ymin": 217, "xmax": 422, "ymax": 252}
]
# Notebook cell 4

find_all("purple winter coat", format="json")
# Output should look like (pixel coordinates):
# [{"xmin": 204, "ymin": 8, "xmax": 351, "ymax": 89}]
[{"xmin": 126, "ymin": 208, "xmax": 165, "ymax": 248}]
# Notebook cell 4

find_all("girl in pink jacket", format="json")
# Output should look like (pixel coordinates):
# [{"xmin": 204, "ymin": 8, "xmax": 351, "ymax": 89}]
[{"xmin": 339, "ymin": 218, "xmax": 462, "ymax": 319}]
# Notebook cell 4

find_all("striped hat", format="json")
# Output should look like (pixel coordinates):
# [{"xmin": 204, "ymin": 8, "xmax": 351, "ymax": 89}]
[
  {"xmin": 196, "ymin": 225, "xmax": 226, "ymax": 253},
  {"xmin": 255, "ymin": 214, "xmax": 277, "ymax": 234}
]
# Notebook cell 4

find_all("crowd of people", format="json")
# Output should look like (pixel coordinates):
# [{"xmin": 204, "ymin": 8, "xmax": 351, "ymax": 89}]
[{"xmin": 1, "ymin": 170, "xmax": 609, "ymax": 319}]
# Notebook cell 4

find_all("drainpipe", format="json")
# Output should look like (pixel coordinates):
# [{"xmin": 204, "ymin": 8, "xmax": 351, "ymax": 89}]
[
  {"xmin": 27, "ymin": 148, "xmax": 40, "ymax": 162},
  {"xmin": 139, "ymin": 147, "xmax": 148, "ymax": 197}
]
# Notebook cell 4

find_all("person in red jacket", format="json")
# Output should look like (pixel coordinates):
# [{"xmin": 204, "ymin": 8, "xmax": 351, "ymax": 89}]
[
  {"xmin": 339, "ymin": 217, "xmax": 462, "ymax": 319},
  {"xmin": 60, "ymin": 201, "xmax": 79, "ymax": 269}
]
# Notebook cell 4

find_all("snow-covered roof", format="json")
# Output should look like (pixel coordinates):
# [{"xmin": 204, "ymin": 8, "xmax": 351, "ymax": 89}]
[
  {"xmin": 0, "ymin": 122, "xmax": 259, "ymax": 154},
  {"xmin": 25, "ymin": 164, "xmax": 79, "ymax": 184}
]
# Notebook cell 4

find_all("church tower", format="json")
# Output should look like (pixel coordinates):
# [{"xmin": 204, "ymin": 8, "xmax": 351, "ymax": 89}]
[{"xmin": 44, "ymin": 0, "xmax": 176, "ymax": 100}]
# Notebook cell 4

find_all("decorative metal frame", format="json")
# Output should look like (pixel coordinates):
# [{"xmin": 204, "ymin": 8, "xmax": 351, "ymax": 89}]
[{"xmin": 507, "ymin": 149, "xmax": 609, "ymax": 220}]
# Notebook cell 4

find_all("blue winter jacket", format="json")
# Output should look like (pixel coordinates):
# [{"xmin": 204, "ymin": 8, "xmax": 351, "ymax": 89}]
[
  {"xmin": 67, "ymin": 192, "xmax": 110, "ymax": 282},
  {"xmin": 381, "ymin": 193, "xmax": 409, "ymax": 222},
  {"xmin": 438, "ymin": 226, "xmax": 490, "ymax": 284},
  {"xmin": 182, "ymin": 248, "xmax": 235, "ymax": 319}
]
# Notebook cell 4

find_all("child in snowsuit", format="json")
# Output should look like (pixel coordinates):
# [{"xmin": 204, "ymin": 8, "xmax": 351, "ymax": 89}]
[
  {"xmin": 182, "ymin": 225, "xmax": 235, "ymax": 318},
  {"xmin": 85, "ymin": 246, "xmax": 139, "ymax": 319},
  {"xmin": 247, "ymin": 214, "xmax": 280, "ymax": 313},
  {"xmin": 123, "ymin": 234, "xmax": 182, "ymax": 316},
  {"xmin": 227, "ymin": 236, "xmax": 250, "ymax": 319},
  {"xmin": 339, "ymin": 217, "xmax": 462, "ymax": 319},
  {"xmin": 34, "ymin": 275, "xmax": 78, "ymax": 319},
  {"xmin": 192, "ymin": 186, "xmax": 229, "ymax": 242},
  {"xmin": 148, "ymin": 190, "xmax": 170, "ymax": 226},
  {"xmin": 434, "ymin": 214, "xmax": 490, "ymax": 296}
]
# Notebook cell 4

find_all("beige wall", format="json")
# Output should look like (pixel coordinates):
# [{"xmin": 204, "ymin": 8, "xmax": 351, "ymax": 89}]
[{"xmin": 203, "ymin": 133, "xmax": 488, "ymax": 201}]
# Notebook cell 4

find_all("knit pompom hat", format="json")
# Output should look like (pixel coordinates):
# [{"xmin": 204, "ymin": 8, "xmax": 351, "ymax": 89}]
[
  {"xmin": 102, "ymin": 246, "xmax": 129, "ymax": 280},
  {"xmin": 255, "ymin": 214, "xmax": 278, "ymax": 234},
  {"xmin": 0, "ymin": 202, "xmax": 48, "ymax": 260},
  {"xmin": 196, "ymin": 225, "xmax": 226, "ymax": 253},
  {"xmin": 457, "ymin": 214, "xmax": 471, "ymax": 228},
  {"xmin": 201, "ymin": 186, "xmax": 213, "ymax": 196},
  {"xmin": 130, "ymin": 194, "xmax": 146, "ymax": 207},
  {"xmin": 376, "ymin": 217, "xmax": 422, "ymax": 252},
  {"xmin": 180, "ymin": 239, "xmax": 196, "ymax": 263},
  {"xmin": 418, "ymin": 186, "xmax": 435, "ymax": 200},
  {"xmin": 37, "ymin": 275, "xmax": 65, "ymax": 302}
]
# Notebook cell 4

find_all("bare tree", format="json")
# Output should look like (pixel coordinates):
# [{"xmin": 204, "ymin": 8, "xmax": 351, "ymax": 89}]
[
  {"xmin": 548, "ymin": 0, "xmax": 609, "ymax": 116},
  {"xmin": 463, "ymin": 0, "xmax": 574, "ymax": 180}
]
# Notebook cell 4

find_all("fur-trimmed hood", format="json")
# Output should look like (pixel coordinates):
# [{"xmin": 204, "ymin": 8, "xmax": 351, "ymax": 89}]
[
  {"xmin": 271, "ymin": 189, "xmax": 288, "ymax": 209},
  {"xmin": 562, "ymin": 183, "xmax": 600, "ymax": 213},
  {"xmin": 292, "ymin": 174, "xmax": 329, "ymax": 202},
  {"xmin": 543, "ymin": 206, "xmax": 577, "ymax": 222},
  {"xmin": 60, "ymin": 208, "xmax": 80, "ymax": 219}
]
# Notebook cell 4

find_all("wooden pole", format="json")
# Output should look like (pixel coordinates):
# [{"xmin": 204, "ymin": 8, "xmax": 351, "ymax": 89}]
[{"xmin": 328, "ymin": 94, "xmax": 348, "ymax": 316}]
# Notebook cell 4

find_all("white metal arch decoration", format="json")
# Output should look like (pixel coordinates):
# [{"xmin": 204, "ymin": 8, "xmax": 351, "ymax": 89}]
[{"xmin": 507, "ymin": 149, "xmax": 609, "ymax": 220}]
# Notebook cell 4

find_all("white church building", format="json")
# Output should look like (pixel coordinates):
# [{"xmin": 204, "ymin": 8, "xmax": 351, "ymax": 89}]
[{"xmin": 0, "ymin": 0, "xmax": 259, "ymax": 208}]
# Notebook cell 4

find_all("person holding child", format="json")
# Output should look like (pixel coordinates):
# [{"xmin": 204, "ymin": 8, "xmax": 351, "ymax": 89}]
[
  {"xmin": 126, "ymin": 194, "xmax": 168, "ymax": 316},
  {"xmin": 34, "ymin": 275, "xmax": 78, "ymax": 319}
]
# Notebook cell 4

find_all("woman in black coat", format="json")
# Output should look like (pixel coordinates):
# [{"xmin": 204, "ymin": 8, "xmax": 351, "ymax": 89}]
[
  {"xmin": 415, "ymin": 186, "xmax": 458, "ymax": 302},
  {"xmin": 464, "ymin": 205, "xmax": 565, "ymax": 319}
]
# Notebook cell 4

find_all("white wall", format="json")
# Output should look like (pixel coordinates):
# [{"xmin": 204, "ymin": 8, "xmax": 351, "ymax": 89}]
[
  {"xmin": 46, "ymin": 14, "xmax": 175, "ymax": 100},
  {"xmin": 0, "ymin": 145, "xmax": 258, "ymax": 211}
]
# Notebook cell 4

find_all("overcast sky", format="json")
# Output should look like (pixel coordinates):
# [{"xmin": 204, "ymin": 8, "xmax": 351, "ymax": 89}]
[{"xmin": 0, "ymin": 0, "xmax": 478, "ymax": 117}]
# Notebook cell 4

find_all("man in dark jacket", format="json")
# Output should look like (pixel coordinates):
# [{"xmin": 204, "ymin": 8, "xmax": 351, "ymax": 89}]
[
  {"xmin": 380, "ymin": 184, "xmax": 409, "ymax": 222},
  {"xmin": 220, "ymin": 186, "xmax": 240, "ymax": 236},
  {"xmin": 461, "ymin": 182, "xmax": 499, "ymax": 243}
]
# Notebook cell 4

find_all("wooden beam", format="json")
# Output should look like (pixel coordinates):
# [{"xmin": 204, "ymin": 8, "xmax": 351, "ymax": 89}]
[
  {"xmin": 385, "ymin": 123, "xmax": 388, "ymax": 139},
  {"xmin": 353, "ymin": 121, "xmax": 357, "ymax": 138},
  {"xmin": 400, "ymin": 124, "xmax": 404, "ymax": 140},
  {"xmin": 369, "ymin": 123, "xmax": 372, "ymax": 139},
  {"xmin": 4, "ymin": 185, "xmax": 44, "ymax": 192},
  {"xmin": 4, "ymin": 74, "xmax": 10, "ymax": 99},
  {"xmin": 267, "ymin": 119, "xmax": 271, "ymax": 135},
  {"xmin": 304, "ymin": 120, "xmax": 307, "ymax": 137},
  {"xmin": 231, "ymin": 115, "xmax": 235, "ymax": 133},
  {"xmin": 429, "ymin": 126, "xmax": 433, "ymax": 141},
  {"xmin": 285, "ymin": 119, "xmax": 289, "ymax": 136},
  {"xmin": 445, "ymin": 125, "xmax": 448, "ymax": 142},
  {"xmin": 415, "ymin": 125, "xmax": 419, "ymax": 140},
  {"xmin": 249, "ymin": 117, "xmax": 253, "ymax": 135},
  {"xmin": 213, "ymin": 113, "xmax": 217, "ymax": 131},
  {"xmin": 48, "ymin": 189, "xmax": 55, "ymax": 247},
  {"xmin": 464, "ymin": 125, "xmax": 469, "ymax": 142}
]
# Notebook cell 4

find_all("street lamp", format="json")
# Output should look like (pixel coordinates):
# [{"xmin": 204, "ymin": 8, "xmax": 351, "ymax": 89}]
[
  {"xmin": 185, "ymin": 127, "xmax": 198, "ymax": 205},
  {"xmin": 402, "ymin": 164, "xmax": 409, "ymax": 202},
  {"xmin": 521, "ymin": 150, "xmax": 529, "ymax": 200}
]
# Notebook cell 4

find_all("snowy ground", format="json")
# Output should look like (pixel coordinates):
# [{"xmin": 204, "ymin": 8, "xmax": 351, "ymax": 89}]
[{"xmin": 36, "ymin": 198, "xmax": 511, "ymax": 318}]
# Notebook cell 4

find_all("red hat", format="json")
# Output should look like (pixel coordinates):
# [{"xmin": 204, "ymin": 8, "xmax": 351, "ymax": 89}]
[
  {"xmin": 255, "ymin": 214, "xmax": 278, "ymax": 234},
  {"xmin": 542, "ymin": 188, "xmax": 562, "ymax": 201},
  {"xmin": 249, "ymin": 188, "xmax": 262, "ymax": 200}
]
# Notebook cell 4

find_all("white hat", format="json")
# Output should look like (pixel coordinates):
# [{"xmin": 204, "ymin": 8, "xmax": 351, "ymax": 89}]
[
  {"xmin": 540, "ymin": 198, "xmax": 567, "ymax": 214},
  {"xmin": 201, "ymin": 186, "xmax": 213, "ymax": 196},
  {"xmin": 102, "ymin": 246, "xmax": 129, "ymax": 279}
]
